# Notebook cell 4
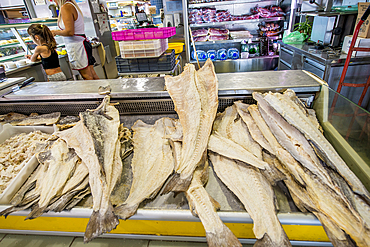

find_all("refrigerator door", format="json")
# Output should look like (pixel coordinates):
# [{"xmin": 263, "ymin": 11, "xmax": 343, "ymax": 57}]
[{"xmin": 78, "ymin": 0, "xmax": 118, "ymax": 79}]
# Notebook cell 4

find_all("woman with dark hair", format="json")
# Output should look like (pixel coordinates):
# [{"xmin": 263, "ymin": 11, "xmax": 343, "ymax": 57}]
[
  {"xmin": 51, "ymin": 0, "xmax": 99, "ymax": 80},
  {"xmin": 26, "ymin": 24, "xmax": 67, "ymax": 81}
]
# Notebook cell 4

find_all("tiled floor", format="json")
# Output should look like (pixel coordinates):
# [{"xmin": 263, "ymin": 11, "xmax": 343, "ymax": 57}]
[{"xmin": 0, "ymin": 234, "xmax": 254, "ymax": 247}]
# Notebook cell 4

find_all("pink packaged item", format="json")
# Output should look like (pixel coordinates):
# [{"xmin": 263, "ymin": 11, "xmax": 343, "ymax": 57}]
[
  {"xmin": 193, "ymin": 36, "xmax": 208, "ymax": 42},
  {"xmin": 209, "ymin": 28, "xmax": 229, "ymax": 36},
  {"xmin": 208, "ymin": 35, "xmax": 228, "ymax": 41}
]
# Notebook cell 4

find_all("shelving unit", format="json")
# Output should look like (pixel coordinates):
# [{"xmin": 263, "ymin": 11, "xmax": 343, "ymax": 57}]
[
  {"xmin": 189, "ymin": 0, "xmax": 266, "ymax": 8},
  {"xmin": 0, "ymin": 20, "xmax": 59, "ymax": 61},
  {"xmin": 189, "ymin": 16, "xmax": 284, "ymax": 27},
  {"xmin": 182, "ymin": 0, "xmax": 286, "ymax": 72}
]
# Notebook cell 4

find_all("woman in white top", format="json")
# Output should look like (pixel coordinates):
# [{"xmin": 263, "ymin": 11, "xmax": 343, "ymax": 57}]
[{"xmin": 51, "ymin": 0, "xmax": 99, "ymax": 80}]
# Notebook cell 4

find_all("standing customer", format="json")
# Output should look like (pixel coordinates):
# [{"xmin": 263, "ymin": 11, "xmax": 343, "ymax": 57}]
[
  {"xmin": 26, "ymin": 24, "xmax": 67, "ymax": 81},
  {"xmin": 51, "ymin": 0, "xmax": 99, "ymax": 80}
]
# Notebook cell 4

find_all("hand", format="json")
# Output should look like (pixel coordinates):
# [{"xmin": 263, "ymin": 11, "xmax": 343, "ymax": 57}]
[
  {"xmin": 25, "ymin": 55, "xmax": 31, "ymax": 59},
  {"xmin": 51, "ymin": 30, "xmax": 58, "ymax": 36}
]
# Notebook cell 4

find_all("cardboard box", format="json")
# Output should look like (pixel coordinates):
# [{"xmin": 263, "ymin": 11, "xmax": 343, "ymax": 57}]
[
  {"xmin": 355, "ymin": 2, "xmax": 370, "ymax": 38},
  {"xmin": 342, "ymin": 35, "xmax": 370, "ymax": 56}
]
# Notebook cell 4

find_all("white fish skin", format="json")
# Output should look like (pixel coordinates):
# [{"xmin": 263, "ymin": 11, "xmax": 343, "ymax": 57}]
[
  {"xmin": 208, "ymin": 132, "xmax": 268, "ymax": 170},
  {"xmin": 234, "ymin": 101, "xmax": 274, "ymax": 154},
  {"xmin": 261, "ymin": 91, "xmax": 370, "ymax": 202},
  {"xmin": 163, "ymin": 59, "xmax": 218, "ymax": 193},
  {"xmin": 209, "ymin": 153, "xmax": 291, "ymax": 247},
  {"xmin": 115, "ymin": 118, "xmax": 176, "ymax": 220},
  {"xmin": 248, "ymin": 105, "xmax": 306, "ymax": 186},
  {"xmin": 185, "ymin": 160, "xmax": 242, "ymax": 247},
  {"xmin": 26, "ymin": 139, "xmax": 78, "ymax": 220}
]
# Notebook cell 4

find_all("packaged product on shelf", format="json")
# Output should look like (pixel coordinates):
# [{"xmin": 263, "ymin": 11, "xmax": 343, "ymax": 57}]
[
  {"xmin": 207, "ymin": 50, "xmax": 217, "ymax": 60},
  {"xmin": 258, "ymin": 22, "xmax": 280, "ymax": 31},
  {"xmin": 230, "ymin": 31, "xmax": 253, "ymax": 39},
  {"xmin": 248, "ymin": 42, "xmax": 259, "ymax": 57},
  {"xmin": 191, "ymin": 50, "xmax": 207, "ymax": 60},
  {"xmin": 250, "ymin": 4, "xmax": 285, "ymax": 18},
  {"xmin": 227, "ymin": 48, "xmax": 240, "ymax": 59},
  {"xmin": 208, "ymin": 35, "xmax": 228, "ymax": 41},
  {"xmin": 259, "ymin": 37, "xmax": 268, "ymax": 56},
  {"xmin": 192, "ymin": 28, "xmax": 209, "ymax": 37},
  {"xmin": 217, "ymin": 48, "xmax": 227, "ymax": 60},
  {"xmin": 259, "ymin": 22, "xmax": 281, "ymax": 37},
  {"xmin": 208, "ymin": 28, "xmax": 229, "ymax": 36},
  {"xmin": 241, "ymin": 40, "xmax": 249, "ymax": 58},
  {"xmin": 193, "ymin": 36, "xmax": 208, "ymax": 42}
]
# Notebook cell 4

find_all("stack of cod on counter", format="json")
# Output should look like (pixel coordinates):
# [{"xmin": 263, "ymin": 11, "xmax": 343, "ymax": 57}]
[{"xmin": 0, "ymin": 58, "xmax": 369, "ymax": 247}]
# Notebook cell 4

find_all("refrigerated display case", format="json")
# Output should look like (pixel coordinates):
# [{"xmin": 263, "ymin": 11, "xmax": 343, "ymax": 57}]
[
  {"xmin": 0, "ymin": 70, "xmax": 368, "ymax": 246},
  {"xmin": 182, "ymin": 0, "xmax": 292, "ymax": 72},
  {"xmin": 0, "ymin": 19, "xmax": 73, "ymax": 81}
]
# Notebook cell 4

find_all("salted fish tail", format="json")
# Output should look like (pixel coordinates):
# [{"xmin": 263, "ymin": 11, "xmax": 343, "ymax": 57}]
[
  {"xmin": 254, "ymin": 232, "xmax": 291, "ymax": 247},
  {"xmin": 84, "ymin": 203, "xmax": 119, "ymax": 243},
  {"xmin": 185, "ymin": 159, "xmax": 241, "ymax": 247},
  {"xmin": 114, "ymin": 203, "xmax": 139, "ymax": 220}
]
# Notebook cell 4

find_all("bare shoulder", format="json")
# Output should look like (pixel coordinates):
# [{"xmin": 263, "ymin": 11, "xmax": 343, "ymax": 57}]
[
  {"xmin": 61, "ymin": 2, "xmax": 77, "ymax": 13},
  {"xmin": 35, "ymin": 45, "xmax": 48, "ymax": 53}
]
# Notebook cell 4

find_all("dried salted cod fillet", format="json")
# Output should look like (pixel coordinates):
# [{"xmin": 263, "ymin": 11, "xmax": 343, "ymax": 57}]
[
  {"xmin": 208, "ymin": 132, "xmax": 268, "ymax": 170},
  {"xmin": 270, "ymin": 157, "xmax": 356, "ymax": 247},
  {"xmin": 208, "ymin": 105, "xmax": 268, "ymax": 169},
  {"xmin": 209, "ymin": 153, "xmax": 291, "ymax": 247},
  {"xmin": 185, "ymin": 159, "xmax": 242, "ymax": 247},
  {"xmin": 26, "ymin": 138, "xmax": 78, "ymax": 219},
  {"xmin": 253, "ymin": 92, "xmax": 338, "ymax": 194},
  {"xmin": 262, "ymin": 90, "xmax": 370, "ymax": 203},
  {"xmin": 234, "ymin": 101, "xmax": 273, "ymax": 154},
  {"xmin": 115, "ymin": 118, "xmax": 176, "ymax": 220},
  {"xmin": 163, "ymin": 59, "xmax": 218, "ymax": 193},
  {"xmin": 16, "ymin": 112, "xmax": 61, "ymax": 126},
  {"xmin": 57, "ymin": 96, "xmax": 121, "ymax": 243},
  {"xmin": 248, "ymin": 105, "xmax": 305, "ymax": 186},
  {"xmin": 252, "ymin": 95, "xmax": 370, "ymax": 246}
]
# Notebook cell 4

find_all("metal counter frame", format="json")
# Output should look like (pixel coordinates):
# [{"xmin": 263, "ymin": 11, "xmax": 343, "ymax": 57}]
[{"xmin": 0, "ymin": 70, "xmax": 338, "ymax": 246}]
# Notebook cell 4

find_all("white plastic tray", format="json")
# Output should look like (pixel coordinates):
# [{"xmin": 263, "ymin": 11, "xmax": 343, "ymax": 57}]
[{"xmin": 0, "ymin": 124, "xmax": 57, "ymax": 204}]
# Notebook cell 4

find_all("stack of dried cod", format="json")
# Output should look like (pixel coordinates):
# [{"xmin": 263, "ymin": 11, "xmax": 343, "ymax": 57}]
[
  {"xmin": 115, "ymin": 59, "xmax": 242, "ymax": 247},
  {"xmin": 0, "ymin": 96, "xmax": 133, "ymax": 243},
  {"xmin": 1, "ymin": 59, "xmax": 369, "ymax": 247}
]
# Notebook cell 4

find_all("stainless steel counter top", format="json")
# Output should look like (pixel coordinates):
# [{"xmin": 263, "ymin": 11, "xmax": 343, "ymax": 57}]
[
  {"xmin": 278, "ymin": 41, "xmax": 370, "ymax": 66},
  {"xmin": 0, "ymin": 70, "xmax": 321, "ymax": 101}
]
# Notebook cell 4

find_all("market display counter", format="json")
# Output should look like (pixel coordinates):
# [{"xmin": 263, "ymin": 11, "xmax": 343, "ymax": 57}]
[
  {"xmin": 0, "ymin": 70, "xmax": 367, "ymax": 246},
  {"xmin": 5, "ymin": 55, "xmax": 73, "ymax": 82}
]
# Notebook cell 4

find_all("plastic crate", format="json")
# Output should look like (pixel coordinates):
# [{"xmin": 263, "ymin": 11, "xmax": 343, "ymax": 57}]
[
  {"xmin": 112, "ymin": 27, "xmax": 176, "ymax": 41},
  {"xmin": 119, "ymin": 39, "xmax": 168, "ymax": 58},
  {"xmin": 116, "ymin": 49, "xmax": 176, "ymax": 72}
]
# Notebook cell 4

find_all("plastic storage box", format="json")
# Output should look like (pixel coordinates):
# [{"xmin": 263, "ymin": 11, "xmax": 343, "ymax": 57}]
[
  {"xmin": 112, "ymin": 27, "xmax": 176, "ymax": 41},
  {"xmin": 119, "ymin": 39, "xmax": 168, "ymax": 58},
  {"xmin": 116, "ymin": 49, "xmax": 176, "ymax": 72}
]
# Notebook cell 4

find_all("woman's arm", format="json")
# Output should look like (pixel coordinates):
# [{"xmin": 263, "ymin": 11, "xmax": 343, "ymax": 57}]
[
  {"xmin": 26, "ymin": 46, "xmax": 44, "ymax": 62},
  {"xmin": 52, "ymin": 4, "xmax": 76, "ymax": 36}
]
